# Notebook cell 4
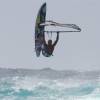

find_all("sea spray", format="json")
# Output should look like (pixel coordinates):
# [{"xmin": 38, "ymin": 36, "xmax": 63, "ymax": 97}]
[{"xmin": 0, "ymin": 68, "xmax": 100, "ymax": 100}]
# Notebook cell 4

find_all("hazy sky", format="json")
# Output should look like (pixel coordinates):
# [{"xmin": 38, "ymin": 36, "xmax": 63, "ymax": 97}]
[{"xmin": 0, "ymin": 0, "xmax": 100, "ymax": 70}]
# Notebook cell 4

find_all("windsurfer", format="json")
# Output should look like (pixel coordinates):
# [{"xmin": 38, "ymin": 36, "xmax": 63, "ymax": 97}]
[{"xmin": 42, "ymin": 32, "xmax": 59, "ymax": 57}]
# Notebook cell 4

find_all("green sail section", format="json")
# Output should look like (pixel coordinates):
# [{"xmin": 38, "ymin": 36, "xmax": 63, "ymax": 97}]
[{"xmin": 35, "ymin": 3, "xmax": 46, "ymax": 35}]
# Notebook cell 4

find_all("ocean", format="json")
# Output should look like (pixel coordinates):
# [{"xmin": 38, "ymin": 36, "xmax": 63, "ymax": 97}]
[{"xmin": 0, "ymin": 68, "xmax": 100, "ymax": 100}]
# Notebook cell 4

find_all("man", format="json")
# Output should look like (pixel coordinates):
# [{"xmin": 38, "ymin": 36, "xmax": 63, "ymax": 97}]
[{"xmin": 42, "ymin": 32, "xmax": 59, "ymax": 57}]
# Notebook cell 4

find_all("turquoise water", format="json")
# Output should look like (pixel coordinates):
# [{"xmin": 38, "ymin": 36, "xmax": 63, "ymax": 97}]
[{"xmin": 0, "ymin": 76, "xmax": 100, "ymax": 100}]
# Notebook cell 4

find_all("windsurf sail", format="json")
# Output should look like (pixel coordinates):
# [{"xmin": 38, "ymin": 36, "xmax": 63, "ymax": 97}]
[{"xmin": 35, "ymin": 3, "xmax": 46, "ymax": 57}]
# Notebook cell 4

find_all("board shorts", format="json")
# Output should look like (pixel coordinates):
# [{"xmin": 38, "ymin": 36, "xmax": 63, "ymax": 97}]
[{"xmin": 42, "ymin": 44, "xmax": 52, "ymax": 57}]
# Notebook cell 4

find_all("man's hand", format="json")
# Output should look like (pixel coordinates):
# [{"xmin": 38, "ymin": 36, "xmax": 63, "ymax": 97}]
[{"xmin": 57, "ymin": 32, "xmax": 59, "ymax": 34}]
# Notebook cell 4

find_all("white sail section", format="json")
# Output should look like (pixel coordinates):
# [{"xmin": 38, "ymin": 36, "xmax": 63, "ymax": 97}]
[{"xmin": 40, "ymin": 20, "xmax": 81, "ymax": 33}]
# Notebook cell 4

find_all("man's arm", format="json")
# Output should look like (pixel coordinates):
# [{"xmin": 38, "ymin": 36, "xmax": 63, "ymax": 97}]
[
  {"xmin": 53, "ymin": 32, "xmax": 59, "ymax": 46},
  {"xmin": 42, "ymin": 33, "xmax": 46, "ymax": 45}
]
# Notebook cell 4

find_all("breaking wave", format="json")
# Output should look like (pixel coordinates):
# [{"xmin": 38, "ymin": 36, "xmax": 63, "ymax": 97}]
[{"xmin": 0, "ymin": 68, "xmax": 100, "ymax": 100}]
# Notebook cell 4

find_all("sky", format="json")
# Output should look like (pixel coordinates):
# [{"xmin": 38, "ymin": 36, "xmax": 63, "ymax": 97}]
[{"xmin": 0, "ymin": 0, "xmax": 100, "ymax": 70}]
